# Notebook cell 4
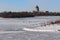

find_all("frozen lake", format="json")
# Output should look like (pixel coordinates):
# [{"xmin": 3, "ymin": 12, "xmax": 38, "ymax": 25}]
[
  {"xmin": 0, "ymin": 16, "xmax": 60, "ymax": 40},
  {"xmin": 0, "ymin": 16, "xmax": 60, "ymax": 31}
]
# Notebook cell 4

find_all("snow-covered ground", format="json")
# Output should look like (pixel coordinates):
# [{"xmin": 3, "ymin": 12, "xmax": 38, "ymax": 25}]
[
  {"xmin": 0, "ymin": 16, "xmax": 60, "ymax": 31},
  {"xmin": 0, "ymin": 16, "xmax": 60, "ymax": 40},
  {"xmin": 23, "ymin": 24, "xmax": 60, "ymax": 32}
]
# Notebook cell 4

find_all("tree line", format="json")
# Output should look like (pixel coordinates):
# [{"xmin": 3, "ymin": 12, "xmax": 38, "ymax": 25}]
[{"xmin": 0, "ymin": 11, "xmax": 60, "ymax": 18}]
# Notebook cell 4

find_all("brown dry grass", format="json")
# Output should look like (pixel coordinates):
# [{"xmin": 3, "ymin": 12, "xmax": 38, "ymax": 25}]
[
  {"xmin": 41, "ymin": 20, "xmax": 60, "ymax": 27},
  {"xmin": 50, "ymin": 20, "xmax": 60, "ymax": 24}
]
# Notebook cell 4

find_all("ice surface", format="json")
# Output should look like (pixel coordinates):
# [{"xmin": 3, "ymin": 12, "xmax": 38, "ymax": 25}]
[
  {"xmin": 0, "ymin": 16, "xmax": 60, "ymax": 31},
  {"xmin": 0, "ymin": 16, "xmax": 60, "ymax": 40}
]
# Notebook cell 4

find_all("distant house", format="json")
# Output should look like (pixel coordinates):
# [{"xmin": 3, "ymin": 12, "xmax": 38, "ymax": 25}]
[{"xmin": 36, "ymin": 5, "xmax": 39, "ymax": 12}]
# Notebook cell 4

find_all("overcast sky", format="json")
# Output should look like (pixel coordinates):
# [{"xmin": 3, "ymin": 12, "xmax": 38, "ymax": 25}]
[{"xmin": 0, "ymin": 0, "xmax": 60, "ymax": 12}]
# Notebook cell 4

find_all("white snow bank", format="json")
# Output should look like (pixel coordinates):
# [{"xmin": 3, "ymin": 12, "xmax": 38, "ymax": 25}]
[
  {"xmin": 23, "ymin": 24, "xmax": 60, "ymax": 32},
  {"xmin": 23, "ymin": 28, "xmax": 57, "ymax": 32}
]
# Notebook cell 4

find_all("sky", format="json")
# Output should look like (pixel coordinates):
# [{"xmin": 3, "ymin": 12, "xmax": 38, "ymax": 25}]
[{"xmin": 0, "ymin": 0, "xmax": 60, "ymax": 12}]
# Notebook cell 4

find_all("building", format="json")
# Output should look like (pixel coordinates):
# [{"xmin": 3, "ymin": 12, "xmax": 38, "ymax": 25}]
[{"xmin": 36, "ymin": 5, "xmax": 39, "ymax": 12}]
